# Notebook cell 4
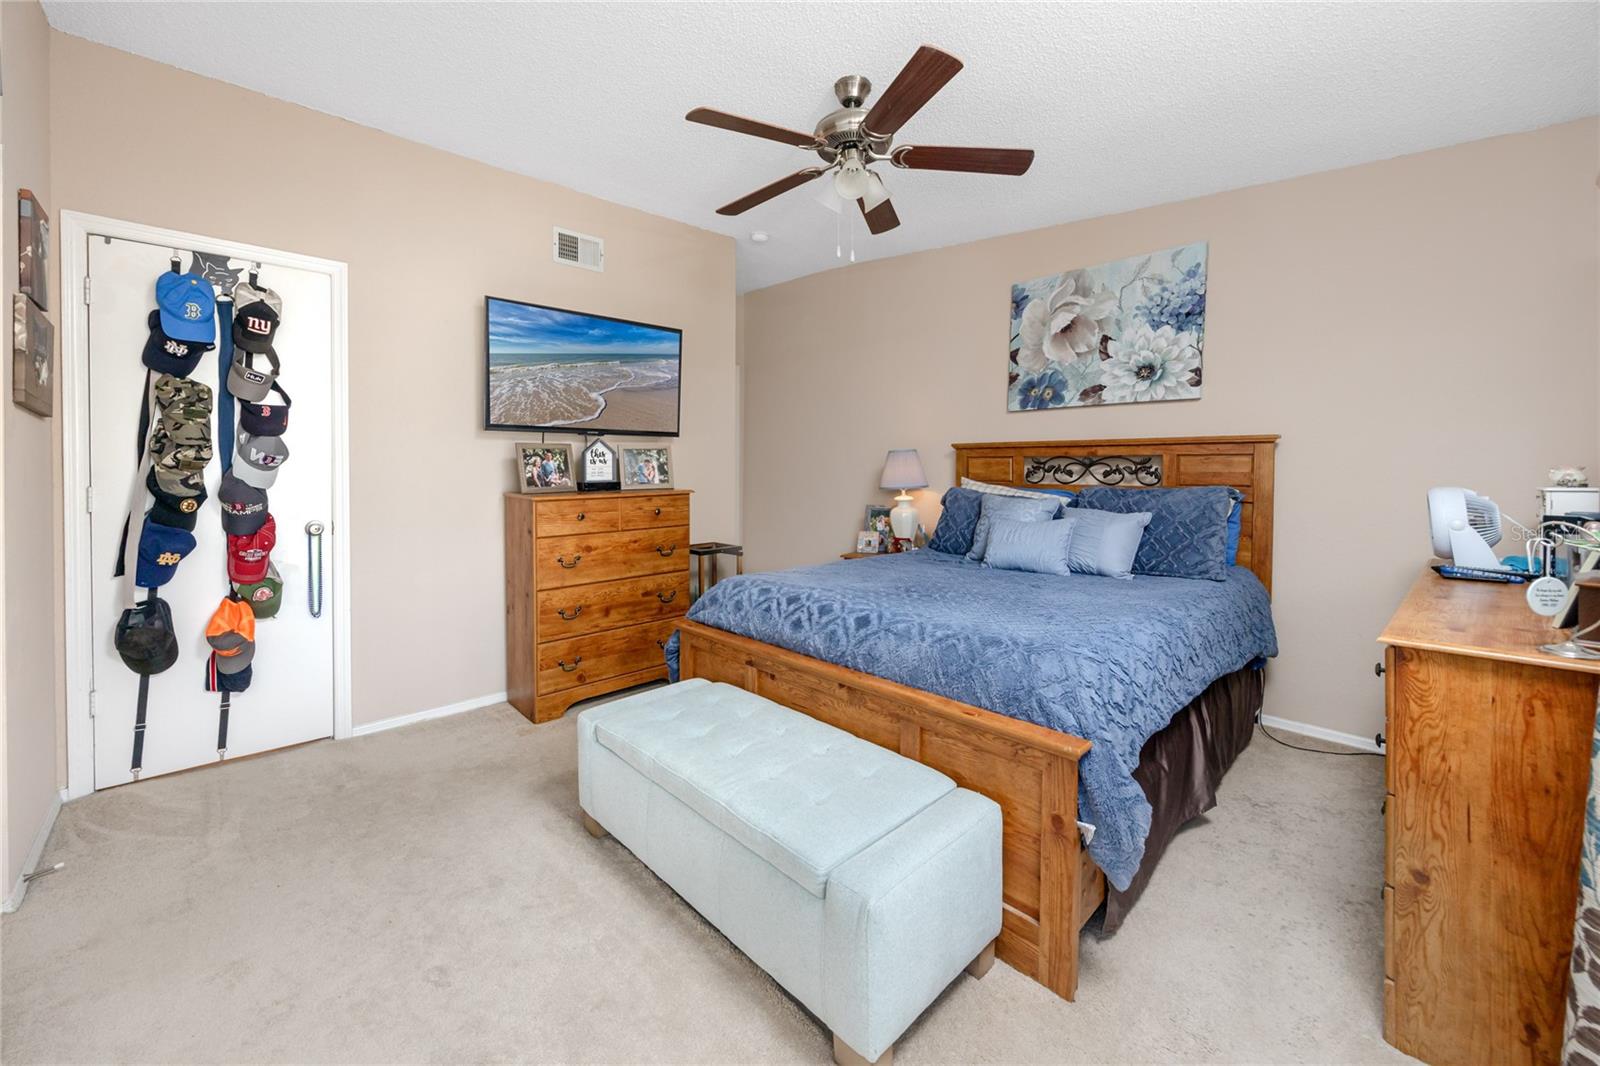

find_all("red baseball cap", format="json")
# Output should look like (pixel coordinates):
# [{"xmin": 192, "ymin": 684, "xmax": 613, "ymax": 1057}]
[{"xmin": 227, "ymin": 514, "xmax": 276, "ymax": 584}]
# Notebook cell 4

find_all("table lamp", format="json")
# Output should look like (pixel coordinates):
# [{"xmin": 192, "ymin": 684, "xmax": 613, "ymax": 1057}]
[{"xmin": 880, "ymin": 449, "xmax": 928, "ymax": 541}]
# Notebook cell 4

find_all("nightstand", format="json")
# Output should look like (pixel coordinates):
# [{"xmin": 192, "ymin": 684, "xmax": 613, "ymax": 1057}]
[{"xmin": 840, "ymin": 552, "xmax": 880, "ymax": 559}]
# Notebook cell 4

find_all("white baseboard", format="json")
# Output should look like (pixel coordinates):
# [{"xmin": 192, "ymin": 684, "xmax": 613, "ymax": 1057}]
[
  {"xmin": 1261, "ymin": 714, "xmax": 1383, "ymax": 754},
  {"xmin": 350, "ymin": 692, "xmax": 508, "ymax": 738},
  {"xmin": 2, "ymin": 788, "xmax": 67, "ymax": 914}
]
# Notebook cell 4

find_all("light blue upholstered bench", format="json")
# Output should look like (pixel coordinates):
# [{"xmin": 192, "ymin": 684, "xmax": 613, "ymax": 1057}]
[{"xmin": 578, "ymin": 678, "xmax": 1002, "ymax": 1066}]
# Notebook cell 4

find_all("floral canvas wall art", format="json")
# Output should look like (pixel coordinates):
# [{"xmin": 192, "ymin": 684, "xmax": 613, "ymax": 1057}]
[{"xmin": 1009, "ymin": 242, "xmax": 1207, "ymax": 410}]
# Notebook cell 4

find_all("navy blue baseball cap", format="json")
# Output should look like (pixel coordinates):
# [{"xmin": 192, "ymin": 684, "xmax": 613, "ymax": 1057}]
[
  {"xmin": 156, "ymin": 272, "xmax": 217, "ymax": 344},
  {"xmin": 141, "ymin": 310, "xmax": 212, "ymax": 377},
  {"xmin": 135, "ymin": 515, "xmax": 197, "ymax": 588}
]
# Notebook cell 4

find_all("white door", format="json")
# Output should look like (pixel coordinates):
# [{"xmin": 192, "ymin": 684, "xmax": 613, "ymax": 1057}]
[{"xmin": 87, "ymin": 235, "xmax": 336, "ymax": 788}]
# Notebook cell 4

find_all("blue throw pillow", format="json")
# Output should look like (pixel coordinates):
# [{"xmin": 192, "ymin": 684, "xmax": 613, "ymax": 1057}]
[
  {"xmin": 1067, "ymin": 509, "xmax": 1152, "ymax": 580},
  {"xmin": 967, "ymin": 492, "xmax": 1061, "ymax": 561},
  {"xmin": 927, "ymin": 487, "xmax": 984, "ymax": 556},
  {"xmin": 1078, "ymin": 486, "xmax": 1233, "ymax": 580},
  {"xmin": 983, "ymin": 516, "xmax": 1077, "ymax": 576},
  {"xmin": 1224, "ymin": 487, "xmax": 1243, "ymax": 564}
]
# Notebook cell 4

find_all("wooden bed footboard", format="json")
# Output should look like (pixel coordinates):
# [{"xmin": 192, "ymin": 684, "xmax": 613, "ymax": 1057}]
[{"xmin": 676, "ymin": 619, "xmax": 1103, "ymax": 1001}]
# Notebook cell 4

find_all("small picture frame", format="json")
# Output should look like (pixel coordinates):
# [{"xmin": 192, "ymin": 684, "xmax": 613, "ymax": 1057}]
[
  {"xmin": 621, "ymin": 445, "xmax": 674, "ymax": 490},
  {"xmin": 579, "ymin": 437, "xmax": 619, "ymax": 488},
  {"xmin": 12, "ymin": 295, "xmax": 52, "ymax": 418},
  {"xmin": 515, "ymin": 441, "xmax": 575, "ymax": 493},
  {"xmin": 856, "ymin": 530, "xmax": 882, "ymax": 554},
  {"xmin": 864, "ymin": 505, "xmax": 893, "ymax": 550},
  {"xmin": 18, "ymin": 189, "xmax": 49, "ymax": 312}
]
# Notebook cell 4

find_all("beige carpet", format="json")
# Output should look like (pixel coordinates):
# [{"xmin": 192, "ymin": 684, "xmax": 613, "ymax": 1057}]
[{"xmin": 1, "ymin": 694, "xmax": 1411, "ymax": 1064}]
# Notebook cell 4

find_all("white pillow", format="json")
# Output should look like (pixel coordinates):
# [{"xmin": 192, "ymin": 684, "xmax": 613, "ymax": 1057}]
[{"xmin": 960, "ymin": 477, "xmax": 1068, "ymax": 502}]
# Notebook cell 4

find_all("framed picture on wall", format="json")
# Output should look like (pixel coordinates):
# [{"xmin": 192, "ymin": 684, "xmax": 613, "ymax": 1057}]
[
  {"xmin": 12, "ymin": 294, "xmax": 53, "ymax": 418},
  {"xmin": 515, "ymin": 441, "xmax": 575, "ymax": 493},
  {"xmin": 18, "ymin": 189, "xmax": 49, "ymax": 312},
  {"xmin": 621, "ymin": 445, "xmax": 673, "ymax": 490}
]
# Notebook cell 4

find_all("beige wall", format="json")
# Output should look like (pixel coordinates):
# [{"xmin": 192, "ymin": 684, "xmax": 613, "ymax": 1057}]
[
  {"xmin": 741, "ymin": 118, "xmax": 1600, "ymax": 741},
  {"xmin": 48, "ymin": 32, "xmax": 739, "ymax": 727},
  {"xmin": 3, "ymin": 0, "xmax": 62, "ymax": 897}
]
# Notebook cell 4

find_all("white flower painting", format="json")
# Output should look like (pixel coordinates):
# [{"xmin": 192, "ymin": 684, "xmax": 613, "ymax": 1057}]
[{"xmin": 1009, "ymin": 242, "xmax": 1207, "ymax": 410}]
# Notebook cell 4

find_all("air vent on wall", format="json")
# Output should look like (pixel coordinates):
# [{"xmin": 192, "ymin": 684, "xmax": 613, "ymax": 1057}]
[{"xmin": 553, "ymin": 227, "xmax": 604, "ymax": 272}]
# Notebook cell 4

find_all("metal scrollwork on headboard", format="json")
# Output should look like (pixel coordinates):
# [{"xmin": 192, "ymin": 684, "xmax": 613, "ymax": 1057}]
[{"xmin": 1023, "ymin": 455, "xmax": 1163, "ymax": 487}]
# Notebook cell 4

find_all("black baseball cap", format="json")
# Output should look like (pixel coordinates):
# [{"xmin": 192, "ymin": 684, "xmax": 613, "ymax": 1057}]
[
  {"xmin": 231, "ymin": 280, "xmax": 282, "ymax": 354},
  {"xmin": 115, "ymin": 597, "xmax": 179, "ymax": 675},
  {"xmin": 141, "ymin": 310, "xmax": 213, "ymax": 377},
  {"xmin": 146, "ymin": 466, "xmax": 206, "ymax": 531},
  {"xmin": 238, "ymin": 383, "xmax": 291, "ymax": 437},
  {"xmin": 218, "ymin": 472, "xmax": 269, "ymax": 536}
]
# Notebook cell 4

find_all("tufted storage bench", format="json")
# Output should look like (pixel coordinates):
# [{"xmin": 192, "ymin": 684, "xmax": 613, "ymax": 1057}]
[{"xmin": 577, "ymin": 678, "xmax": 1002, "ymax": 1066}]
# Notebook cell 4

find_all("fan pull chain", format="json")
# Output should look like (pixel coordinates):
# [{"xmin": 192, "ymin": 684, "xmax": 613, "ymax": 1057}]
[
  {"xmin": 849, "ymin": 222, "xmax": 857, "ymax": 263},
  {"xmin": 835, "ymin": 208, "xmax": 842, "ymax": 260}
]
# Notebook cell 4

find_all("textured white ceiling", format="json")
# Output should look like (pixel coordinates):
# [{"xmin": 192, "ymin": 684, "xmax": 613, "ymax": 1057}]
[{"xmin": 43, "ymin": 2, "xmax": 1599, "ymax": 292}]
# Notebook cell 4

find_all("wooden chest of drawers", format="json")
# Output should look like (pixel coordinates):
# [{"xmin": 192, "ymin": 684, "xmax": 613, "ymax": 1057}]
[
  {"xmin": 1379, "ymin": 567, "xmax": 1600, "ymax": 1065},
  {"xmin": 505, "ymin": 490, "xmax": 691, "ymax": 723}
]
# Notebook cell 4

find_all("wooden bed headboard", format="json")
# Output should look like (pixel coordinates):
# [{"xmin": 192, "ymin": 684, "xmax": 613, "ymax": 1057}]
[{"xmin": 952, "ymin": 435, "xmax": 1280, "ymax": 593}]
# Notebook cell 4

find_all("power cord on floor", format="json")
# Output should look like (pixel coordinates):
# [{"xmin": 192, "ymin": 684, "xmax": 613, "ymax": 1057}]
[{"xmin": 1256, "ymin": 714, "xmax": 1386, "ymax": 757}]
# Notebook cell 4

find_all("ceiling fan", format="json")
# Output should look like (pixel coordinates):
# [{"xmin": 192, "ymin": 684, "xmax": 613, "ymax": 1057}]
[{"xmin": 686, "ymin": 45, "xmax": 1035, "ymax": 235}]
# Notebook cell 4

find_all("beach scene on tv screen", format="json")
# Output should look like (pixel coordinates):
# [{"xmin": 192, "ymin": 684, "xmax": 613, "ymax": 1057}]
[{"xmin": 488, "ymin": 299, "xmax": 680, "ymax": 433}]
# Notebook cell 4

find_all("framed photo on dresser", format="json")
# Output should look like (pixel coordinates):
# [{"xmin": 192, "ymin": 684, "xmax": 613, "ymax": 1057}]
[
  {"xmin": 621, "ymin": 445, "xmax": 673, "ymax": 489},
  {"xmin": 515, "ymin": 441, "xmax": 574, "ymax": 493}
]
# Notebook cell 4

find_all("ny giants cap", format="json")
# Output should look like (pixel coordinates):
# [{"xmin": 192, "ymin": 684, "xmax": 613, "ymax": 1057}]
[
  {"xmin": 231, "ymin": 279, "xmax": 283, "ymax": 354},
  {"xmin": 141, "ymin": 310, "xmax": 212, "ymax": 377},
  {"xmin": 218, "ymin": 472, "xmax": 269, "ymax": 536},
  {"xmin": 155, "ymin": 271, "xmax": 217, "ymax": 344},
  {"xmin": 227, "ymin": 514, "xmax": 276, "ymax": 585}
]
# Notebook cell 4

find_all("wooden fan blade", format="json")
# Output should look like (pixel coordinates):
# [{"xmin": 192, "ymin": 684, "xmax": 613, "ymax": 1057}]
[
  {"xmin": 858, "ymin": 196, "xmax": 900, "ymax": 235},
  {"xmin": 717, "ymin": 168, "xmax": 827, "ymax": 215},
  {"xmin": 891, "ymin": 145, "xmax": 1035, "ymax": 175},
  {"xmin": 686, "ymin": 107, "xmax": 818, "ymax": 148},
  {"xmin": 863, "ymin": 45, "xmax": 963, "ymax": 137}
]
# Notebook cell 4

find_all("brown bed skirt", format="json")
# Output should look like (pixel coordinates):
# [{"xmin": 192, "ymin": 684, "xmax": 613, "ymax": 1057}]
[{"xmin": 1102, "ymin": 664, "xmax": 1265, "ymax": 934}]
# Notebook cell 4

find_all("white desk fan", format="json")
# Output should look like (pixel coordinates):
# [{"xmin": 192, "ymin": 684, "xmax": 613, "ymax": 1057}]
[{"xmin": 1427, "ymin": 487, "xmax": 1507, "ymax": 570}]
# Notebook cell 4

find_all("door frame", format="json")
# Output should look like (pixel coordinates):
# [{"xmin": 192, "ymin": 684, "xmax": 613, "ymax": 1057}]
[{"xmin": 59, "ymin": 211, "xmax": 354, "ymax": 799}]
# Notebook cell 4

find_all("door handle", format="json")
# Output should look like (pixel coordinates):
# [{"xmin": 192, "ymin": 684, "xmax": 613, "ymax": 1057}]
[
  {"xmin": 557, "ymin": 606, "xmax": 583, "ymax": 620},
  {"xmin": 657, "ymin": 590, "xmax": 677, "ymax": 604},
  {"xmin": 557, "ymin": 554, "xmax": 582, "ymax": 569},
  {"xmin": 305, "ymin": 521, "xmax": 326, "ymax": 618},
  {"xmin": 656, "ymin": 545, "xmax": 675, "ymax": 557},
  {"xmin": 558, "ymin": 657, "xmax": 582, "ymax": 672}
]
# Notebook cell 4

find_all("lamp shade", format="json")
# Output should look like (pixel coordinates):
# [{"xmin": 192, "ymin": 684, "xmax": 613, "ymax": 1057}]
[{"xmin": 880, "ymin": 449, "xmax": 928, "ymax": 491}]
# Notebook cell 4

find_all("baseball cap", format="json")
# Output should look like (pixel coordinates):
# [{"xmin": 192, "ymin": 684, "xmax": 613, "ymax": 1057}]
[
  {"xmin": 234, "ymin": 431, "xmax": 289, "ymax": 490},
  {"xmin": 238, "ymin": 384, "xmax": 291, "ymax": 437},
  {"xmin": 156, "ymin": 271, "xmax": 217, "ymax": 344},
  {"xmin": 218, "ymin": 472, "xmax": 269, "ymax": 536},
  {"xmin": 204, "ymin": 654, "xmax": 252, "ymax": 692},
  {"xmin": 227, "ymin": 514, "xmax": 276, "ymax": 584},
  {"xmin": 231, "ymin": 280, "xmax": 283, "ymax": 354},
  {"xmin": 115, "ymin": 597, "xmax": 179, "ymax": 675},
  {"xmin": 141, "ymin": 310, "xmax": 212, "ymax": 377},
  {"xmin": 135, "ymin": 515, "xmax": 197, "ymax": 588},
  {"xmin": 146, "ymin": 466, "xmax": 206, "ymax": 531},
  {"xmin": 234, "ymin": 561, "xmax": 283, "ymax": 619},
  {"xmin": 227, "ymin": 348, "xmax": 280, "ymax": 403},
  {"xmin": 205, "ymin": 596, "xmax": 256, "ymax": 673}
]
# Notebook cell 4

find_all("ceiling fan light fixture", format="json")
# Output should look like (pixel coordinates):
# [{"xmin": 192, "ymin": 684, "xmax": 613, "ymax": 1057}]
[
  {"xmin": 861, "ymin": 171, "xmax": 890, "ymax": 211},
  {"xmin": 833, "ymin": 150, "xmax": 871, "ymax": 199}
]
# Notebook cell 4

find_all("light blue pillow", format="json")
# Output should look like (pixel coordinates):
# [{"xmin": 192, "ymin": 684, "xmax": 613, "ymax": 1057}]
[
  {"xmin": 1067, "ymin": 509, "xmax": 1152, "ymax": 580},
  {"xmin": 983, "ymin": 516, "xmax": 1077, "ymax": 576},
  {"xmin": 967, "ymin": 492, "xmax": 1061, "ymax": 561}
]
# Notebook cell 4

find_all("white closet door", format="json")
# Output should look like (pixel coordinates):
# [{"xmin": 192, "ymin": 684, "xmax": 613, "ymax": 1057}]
[{"xmin": 87, "ymin": 235, "xmax": 336, "ymax": 788}]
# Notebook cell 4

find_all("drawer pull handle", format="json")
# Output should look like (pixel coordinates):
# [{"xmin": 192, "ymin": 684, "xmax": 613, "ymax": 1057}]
[
  {"xmin": 656, "ymin": 639, "xmax": 667, "ymax": 649},
  {"xmin": 653, "ymin": 507, "xmax": 662, "ymax": 516},
  {"xmin": 657, "ymin": 590, "xmax": 677, "ymax": 604},
  {"xmin": 656, "ymin": 545, "xmax": 676, "ymax": 557},
  {"xmin": 576, "ymin": 512, "xmax": 586, "ymax": 521},
  {"xmin": 557, "ymin": 606, "xmax": 583, "ymax": 620},
  {"xmin": 557, "ymin": 554, "xmax": 582, "ymax": 569},
  {"xmin": 558, "ymin": 657, "xmax": 582, "ymax": 672}
]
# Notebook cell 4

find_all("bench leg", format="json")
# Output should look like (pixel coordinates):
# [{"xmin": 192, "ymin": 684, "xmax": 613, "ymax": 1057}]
[
  {"xmin": 833, "ymin": 1034, "xmax": 891, "ymax": 1066},
  {"xmin": 581, "ymin": 811, "xmax": 608, "ymax": 839},
  {"xmin": 966, "ymin": 939, "xmax": 996, "ymax": 979}
]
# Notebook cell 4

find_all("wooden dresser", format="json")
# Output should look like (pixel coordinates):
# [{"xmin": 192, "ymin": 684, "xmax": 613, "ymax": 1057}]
[
  {"xmin": 504, "ymin": 490, "xmax": 691, "ymax": 723},
  {"xmin": 1379, "ymin": 567, "xmax": 1600, "ymax": 1065}
]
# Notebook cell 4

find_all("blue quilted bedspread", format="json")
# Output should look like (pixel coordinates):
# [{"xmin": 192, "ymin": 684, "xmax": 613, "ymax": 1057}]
[{"xmin": 664, "ymin": 550, "xmax": 1277, "ymax": 890}]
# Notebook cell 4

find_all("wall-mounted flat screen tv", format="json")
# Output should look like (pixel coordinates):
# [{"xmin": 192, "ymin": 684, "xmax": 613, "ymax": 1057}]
[{"xmin": 485, "ymin": 296, "xmax": 681, "ymax": 437}]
